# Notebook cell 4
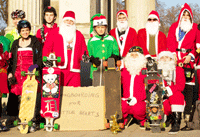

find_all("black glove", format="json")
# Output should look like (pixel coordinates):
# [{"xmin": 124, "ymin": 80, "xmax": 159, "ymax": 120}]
[
  {"xmin": 8, "ymin": 76, "xmax": 16, "ymax": 86},
  {"xmin": 90, "ymin": 56, "xmax": 101, "ymax": 67},
  {"xmin": 198, "ymin": 24, "xmax": 200, "ymax": 30},
  {"xmin": 110, "ymin": 54, "xmax": 121, "ymax": 66}
]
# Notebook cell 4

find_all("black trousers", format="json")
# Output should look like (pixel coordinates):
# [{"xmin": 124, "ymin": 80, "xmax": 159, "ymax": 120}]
[
  {"xmin": 0, "ymin": 98, "xmax": 2, "ymax": 116},
  {"xmin": 6, "ymin": 93, "xmax": 20, "ymax": 116}
]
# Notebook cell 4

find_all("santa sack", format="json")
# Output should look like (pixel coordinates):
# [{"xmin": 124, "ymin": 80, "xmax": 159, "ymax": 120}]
[{"xmin": 183, "ymin": 63, "xmax": 194, "ymax": 82}]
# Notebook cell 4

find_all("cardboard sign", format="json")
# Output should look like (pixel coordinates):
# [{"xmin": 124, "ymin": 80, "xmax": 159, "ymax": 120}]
[{"xmin": 55, "ymin": 86, "xmax": 105, "ymax": 131}]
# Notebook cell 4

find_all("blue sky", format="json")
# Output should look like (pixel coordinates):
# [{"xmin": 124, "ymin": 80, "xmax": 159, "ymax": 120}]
[{"xmin": 159, "ymin": 0, "xmax": 200, "ymax": 8}]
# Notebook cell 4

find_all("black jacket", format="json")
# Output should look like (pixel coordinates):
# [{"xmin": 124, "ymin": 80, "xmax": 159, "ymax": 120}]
[{"xmin": 8, "ymin": 35, "xmax": 42, "ymax": 87}]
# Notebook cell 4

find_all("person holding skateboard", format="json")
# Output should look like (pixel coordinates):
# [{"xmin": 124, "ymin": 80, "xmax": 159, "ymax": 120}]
[
  {"xmin": 121, "ymin": 46, "xmax": 147, "ymax": 128},
  {"xmin": 157, "ymin": 51, "xmax": 186, "ymax": 134},
  {"xmin": 0, "ymin": 36, "xmax": 10, "ymax": 131},
  {"xmin": 43, "ymin": 11, "xmax": 87, "ymax": 87},
  {"xmin": 6, "ymin": 20, "xmax": 42, "ymax": 131},
  {"xmin": 88, "ymin": 13, "xmax": 121, "ymax": 79},
  {"xmin": 36, "ymin": 6, "xmax": 57, "ymax": 44}
]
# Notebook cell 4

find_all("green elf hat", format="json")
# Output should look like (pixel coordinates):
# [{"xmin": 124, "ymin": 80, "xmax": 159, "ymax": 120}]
[
  {"xmin": 129, "ymin": 46, "xmax": 143, "ymax": 54},
  {"xmin": 90, "ymin": 13, "xmax": 107, "ymax": 37}
]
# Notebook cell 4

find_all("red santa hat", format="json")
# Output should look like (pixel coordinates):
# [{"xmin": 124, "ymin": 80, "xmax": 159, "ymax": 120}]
[
  {"xmin": 117, "ymin": 10, "xmax": 128, "ymax": 19},
  {"xmin": 158, "ymin": 51, "xmax": 174, "ymax": 60},
  {"xmin": 148, "ymin": 10, "xmax": 160, "ymax": 23},
  {"xmin": 62, "ymin": 11, "xmax": 76, "ymax": 23}
]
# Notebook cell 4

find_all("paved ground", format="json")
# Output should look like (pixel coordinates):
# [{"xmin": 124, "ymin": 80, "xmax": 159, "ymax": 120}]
[{"xmin": 1, "ymin": 122, "xmax": 200, "ymax": 137}]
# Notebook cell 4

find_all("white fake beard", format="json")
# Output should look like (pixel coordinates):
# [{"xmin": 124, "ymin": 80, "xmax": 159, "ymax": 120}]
[
  {"xmin": 180, "ymin": 19, "xmax": 192, "ymax": 32},
  {"xmin": 117, "ymin": 20, "xmax": 128, "ymax": 32},
  {"xmin": 124, "ymin": 53, "xmax": 147, "ymax": 75},
  {"xmin": 59, "ymin": 22, "xmax": 76, "ymax": 42},
  {"xmin": 158, "ymin": 60, "xmax": 176, "ymax": 81},
  {"xmin": 146, "ymin": 21, "xmax": 159, "ymax": 35}
]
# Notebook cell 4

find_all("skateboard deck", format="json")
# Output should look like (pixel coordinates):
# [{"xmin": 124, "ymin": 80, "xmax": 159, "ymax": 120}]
[
  {"xmin": 188, "ymin": 100, "xmax": 200, "ymax": 130},
  {"xmin": 18, "ymin": 67, "xmax": 38, "ymax": 134},
  {"xmin": 80, "ymin": 51, "xmax": 92, "ymax": 86},
  {"xmin": 40, "ymin": 53, "xmax": 60, "ymax": 132},
  {"xmin": 104, "ymin": 58, "xmax": 122, "ymax": 120},
  {"xmin": 93, "ymin": 59, "xmax": 105, "ymax": 86}
]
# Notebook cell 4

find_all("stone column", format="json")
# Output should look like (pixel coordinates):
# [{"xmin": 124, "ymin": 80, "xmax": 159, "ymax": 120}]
[
  {"xmin": 59, "ymin": 0, "xmax": 97, "ymax": 42},
  {"xmin": 126, "ymin": 0, "xmax": 155, "ymax": 31},
  {"xmin": 5, "ymin": 0, "xmax": 43, "ymax": 34}
]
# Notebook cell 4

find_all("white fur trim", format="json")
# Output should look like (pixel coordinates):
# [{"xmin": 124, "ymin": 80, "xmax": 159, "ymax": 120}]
[
  {"xmin": 129, "ymin": 75, "xmax": 135, "ymax": 98},
  {"xmin": 117, "ymin": 11, "xmax": 128, "ymax": 19},
  {"xmin": 115, "ymin": 27, "xmax": 130, "ymax": 57},
  {"xmin": 171, "ymin": 104, "xmax": 185, "ymax": 112},
  {"xmin": 58, "ymin": 37, "xmax": 68, "ymax": 69},
  {"xmin": 104, "ymin": 35, "xmax": 114, "ymax": 41},
  {"xmin": 93, "ymin": 19, "xmax": 107, "ymax": 26},
  {"xmin": 166, "ymin": 86, "xmax": 173, "ymax": 97},
  {"xmin": 185, "ymin": 82, "xmax": 195, "ymax": 85},
  {"xmin": 0, "ymin": 56, "xmax": 2, "ymax": 60},
  {"xmin": 145, "ymin": 54, "xmax": 151, "ymax": 58},
  {"xmin": 18, "ymin": 47, "xmax": 32, "ymax": 51},
  {"xmin": 197, "ymin": 43, "xmax": 200, "ymax": 48},
  {"xmin": 188, "ymin": 53, "xmax": 195, "ymax": 60},
  {"xmin": 158, "ymin": 51, "xmax": 174, "ymax": 60},
  {"xmin": 63, "ymin": 17, "xmax": 75, "ymax": 23},
  {"xmin": 148, "ymin": 15, "xmax": 159, "ymax": 20},
  {"xmin": 90, "ymin": 36, "xmax": 100, "ymax": 41}
]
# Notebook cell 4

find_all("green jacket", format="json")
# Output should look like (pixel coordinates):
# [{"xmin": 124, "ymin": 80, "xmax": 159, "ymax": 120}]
[
  {"xmin": 87, "ymin": 34, "xmax": 119, "ymax": 79},
  {"xmin": 0, "ymin": 36, "xmax": 10, "ymax": 52}
]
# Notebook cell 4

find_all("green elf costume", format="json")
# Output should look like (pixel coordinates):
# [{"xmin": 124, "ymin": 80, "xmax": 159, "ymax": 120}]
[{"xmin": 88, "ymin": 14, "xmax": 120, "ymax": 79}]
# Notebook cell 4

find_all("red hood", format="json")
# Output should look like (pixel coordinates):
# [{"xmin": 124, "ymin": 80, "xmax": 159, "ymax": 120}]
[{"xmin": 177, "ymin": 3, "xmax": 193, "ymax": 25}]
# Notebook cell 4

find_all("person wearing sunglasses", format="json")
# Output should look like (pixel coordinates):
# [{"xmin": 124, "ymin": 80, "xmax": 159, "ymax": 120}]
[{"xmin": 137, "ymin": 10, "xmax": 167, "ymax": 60}]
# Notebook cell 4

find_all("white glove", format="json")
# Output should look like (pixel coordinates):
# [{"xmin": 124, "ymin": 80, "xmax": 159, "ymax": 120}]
[{"xmin": 127, "ymin": 97, "xmax": 137, "ymax": 106}]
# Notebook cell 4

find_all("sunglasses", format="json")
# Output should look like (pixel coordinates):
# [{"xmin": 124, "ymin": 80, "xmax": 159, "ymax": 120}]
[{"xmin": 148, "ymin": 18, "xmax": 158, "ymax": 21}]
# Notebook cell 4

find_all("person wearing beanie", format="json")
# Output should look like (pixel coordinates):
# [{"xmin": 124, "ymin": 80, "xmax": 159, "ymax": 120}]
[
  {"xmin": 109, "ymin": 10, "xmax": 138, "ymax": 69},
  {"xmin": 36, "ymin": 6, "xmax": 58, "ymax": 44},
  {"xmin": 121, "ymin": 46, "xmax": 147, "ymax": 128},
  {"xmin": 88, "ymin": 13, "xmax": 120, "ymax": 80},
  {"xmin": 138, "ymin": 10, "xmax": 167, "ymax": 59},
  {"xmin": 43, "ymin": 11, "xmax": 87, "ymax": 87},
  {"xmin": 157, "ymin": 51, "xmax": 185, "ymax": 134},
  {"xmin": 167, "ymin": 3, "xmax": 198, "ymax": 131}
]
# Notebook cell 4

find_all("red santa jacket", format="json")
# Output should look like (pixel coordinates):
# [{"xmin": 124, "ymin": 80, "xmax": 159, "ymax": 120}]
[
  {"xmin": 43, "ymin": 27, "xmax": 87, "ymax": 72},
  {"xmin": 167, "ymin": 3, "xmax": 198, "ymax": 61},
  {"xmin": 138, "ymin": 28, "xmax": 167, "ymax": 58},
  {"xmin": 164, "ymin": 67, "xmax": 185, "ymax": 96},
  {"xmin": 36, "ymin": 23, "xmax": 58, "ymax": 44},
  {"xmin": 121, "ymin": 67, "xmax": 146, "ymax": 102},
  {"xmin": 109, "ymin": 27, "xmax": 137, "ymax": 57}
]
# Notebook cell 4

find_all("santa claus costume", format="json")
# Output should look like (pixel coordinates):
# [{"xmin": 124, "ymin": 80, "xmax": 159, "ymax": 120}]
[
  {"xmin": 36, "ymin": 6, "xmax": 58, "ymax": 44},
  {"xmin": 121, "ymin": 46, "xmax": 147, "ymax": 128},
  {"xmin": 43, "ymin": 11, "xmax": 87, "ymax": 87},
  {"xmin": 109, "ymin": 10, "xmax": 137, "ymax": 59},
  {"xmin": 157, "ymin": 51, "xmax": 185, "ymax": 134},
  {"xmin": 137, "ymin": 10, "xmax": 167, "ymax": 58}
]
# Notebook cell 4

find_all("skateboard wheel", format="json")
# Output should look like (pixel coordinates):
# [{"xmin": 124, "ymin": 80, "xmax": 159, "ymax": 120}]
[
  {"xmin": 57, "ymin": 57, "xmax": 61, "ymax": 63},
  {"xmin": 35, "ymin": 71, "xmax": 39, "ymax": 76},
  {"xmin": 43, "ymin": 56, "xmax": 47, "ymax": 62},
  {"xmin": 21, "ymin": 71, "xmax": 26, "ymax": 76},
  {"xmin": 13, "ymin": 120, "xmax": 19, "ymax": 126},
  {"xmin": 28, "ymin": 121, "xmax": 33, "ymax": 127},
  {"xmin": 40, "ymin": 123, "xmax": 44, "ymax": 129},
  {"xmin": 54, "ymin": 123, "xmax": 59, "ymax": 130}
]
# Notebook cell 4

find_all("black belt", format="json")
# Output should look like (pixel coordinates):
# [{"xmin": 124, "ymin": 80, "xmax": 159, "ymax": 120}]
[{"xmin": 176, "ymin": 48, "xmax": 192, "ymax": 53}]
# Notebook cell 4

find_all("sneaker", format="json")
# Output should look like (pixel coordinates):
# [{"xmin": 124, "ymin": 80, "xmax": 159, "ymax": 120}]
[
  {"xmin": 29, "ymin": 123, "xmax": 36, "ymax": 133},
  {"xmin": 0, "ymin": 122, "xmax": 8, "ymax": 131},
  {"xmin": 124, "ymin": 115, "xmax": 133, "ymax": 129}
]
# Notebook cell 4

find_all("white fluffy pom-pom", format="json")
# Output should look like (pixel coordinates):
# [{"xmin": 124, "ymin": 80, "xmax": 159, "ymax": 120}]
[{"xmin": 181, "ymin": 5, "xmax": 184, "ymax": 8}]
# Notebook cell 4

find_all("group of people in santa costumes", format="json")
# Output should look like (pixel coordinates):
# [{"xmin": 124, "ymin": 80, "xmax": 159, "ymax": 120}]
[{"xmin": 1, "ymin": 2, "xmax": 200, "ymax": 135}]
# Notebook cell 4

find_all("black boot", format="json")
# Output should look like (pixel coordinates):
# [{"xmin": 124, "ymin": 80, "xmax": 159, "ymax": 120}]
[
  {"xmin": 168, "ymin": 112, "xmax": 181, "ymax": 134},
  {"xmin": 165, "ymin": 114, "xmax": 174, "ymax": 127},
  {"xmin": 181, "ymin": 114, "xmax": 193, "ymax": 131}
]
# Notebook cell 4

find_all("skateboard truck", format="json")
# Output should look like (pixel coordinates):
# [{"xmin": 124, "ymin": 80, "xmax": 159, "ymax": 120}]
[
  {"xmin": 82, "ymin": 51, "xmax": 90, "ymax": 63},
  {"xmin": 43, "ymin": 53, "xmax": 61, "ymax": 68},
  {"xmin": 40, "ymin": 118, "xmax": 59, "ymax": 132}
]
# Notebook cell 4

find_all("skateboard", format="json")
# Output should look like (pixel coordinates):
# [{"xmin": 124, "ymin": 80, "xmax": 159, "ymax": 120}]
[
  {"xmin": 104, "ymin": 58, "xmax": 122, "ymax": 127},
  {"xmin": 80, "ymin": 51, "xmax": 92, "ymax": 87},
  {"xmin": 188, "ymin": 100, "xmax": 200, "ymax": 130},
  {"xmin": 40, "ymin": 53, "xmax": 61, "ymax": 132},
  {"xmin": 142, "ymin": 59, "xmax": 165, "ymax": 133},
  {"xmin": 92, "ymin": 59, "xmax": 105, "ymax": 86},
  {"xmin": 13, "ymin": 65, "xmax": 39, "ymax": 134}
]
